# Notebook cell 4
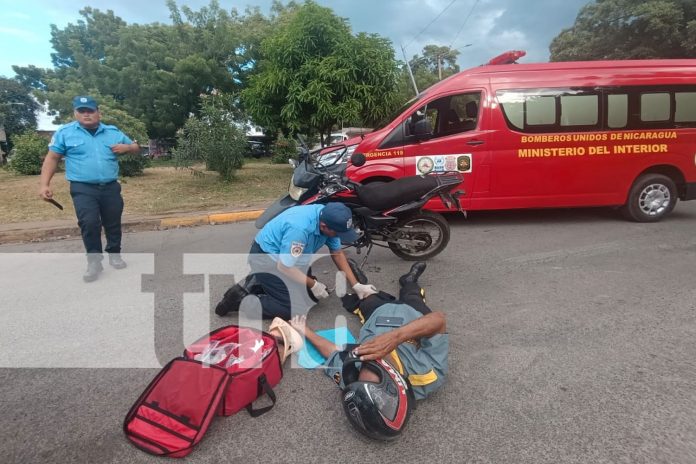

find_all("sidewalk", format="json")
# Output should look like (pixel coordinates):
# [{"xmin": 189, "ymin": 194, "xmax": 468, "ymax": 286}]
[{"xmin": 0, "ymin": 207, "xmax": 267, "ymax": 244}]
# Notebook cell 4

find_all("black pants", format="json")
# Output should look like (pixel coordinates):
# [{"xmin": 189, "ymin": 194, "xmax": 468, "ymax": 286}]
[
  {"xmin": 70, "ymin": 181, "xmax": 124, "ymax": 256},
  {"xmin": 245, "ymin": 241, "xmax": 314, "ymax": 320},
  {"xmin": 342, "ymin": 282, "xmax": 432, "ymax": 324}
]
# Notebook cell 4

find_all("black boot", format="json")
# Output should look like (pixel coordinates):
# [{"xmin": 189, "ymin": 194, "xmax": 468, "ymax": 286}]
[
  {"xmin": 347, "ymin": 258, "xmax": 368, "ymax": 284},
  {"xmin": 215, "ymin": 283, "xmax": 249, "ymax": 316},
  {"xmin": 399, "ymin": 262, "xmax": 426, "ymax": 286},
  {"xmin": 83, "ymin": 259, "xmax": 104, "ymax": 283}
]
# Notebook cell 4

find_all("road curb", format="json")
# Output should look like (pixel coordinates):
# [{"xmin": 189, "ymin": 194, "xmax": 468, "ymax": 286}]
[
  {"xmin": 159, "ymin": 210, "xmax": 264, "ymax": 228},
  {"xmin": 0, "ymin": 209, "xmax": 265, "ymax": 245}
]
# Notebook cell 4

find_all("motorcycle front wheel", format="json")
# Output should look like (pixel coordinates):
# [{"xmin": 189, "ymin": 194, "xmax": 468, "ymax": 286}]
[{"xmin": 387, "ymin": 211, "xmax": 450, "ymax": 261}]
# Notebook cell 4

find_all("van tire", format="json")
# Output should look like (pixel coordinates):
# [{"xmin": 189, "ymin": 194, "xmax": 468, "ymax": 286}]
[{"xmin": 621, "ymin": 174, "xmax": 677, "ymax": 222}]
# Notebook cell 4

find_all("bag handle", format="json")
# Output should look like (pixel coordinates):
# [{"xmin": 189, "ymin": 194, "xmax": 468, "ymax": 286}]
[{"xmin": 246, "ymin": 374, "xmax": 277, "ymax": 417}]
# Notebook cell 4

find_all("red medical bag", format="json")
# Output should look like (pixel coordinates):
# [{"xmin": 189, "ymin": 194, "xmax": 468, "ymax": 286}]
[{"xmin": 124, "ymin": 325, "xmax": 283, "ymax": 457}]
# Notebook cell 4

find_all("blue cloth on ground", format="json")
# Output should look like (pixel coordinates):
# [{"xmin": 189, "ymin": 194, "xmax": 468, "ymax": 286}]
[{"xmin": 298, "ymin": 327, "xmax": 355, "ymax": 369}]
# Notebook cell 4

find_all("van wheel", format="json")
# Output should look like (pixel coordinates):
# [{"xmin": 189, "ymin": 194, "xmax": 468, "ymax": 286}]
[{"xmin": 621, "ymin": 174, "xmax": 677, "ymax": 222}]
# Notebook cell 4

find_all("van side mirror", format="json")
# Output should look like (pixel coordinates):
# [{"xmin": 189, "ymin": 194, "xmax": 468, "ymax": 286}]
[
  {"xmin": 413, "ymin": 119, "xmax": 432, "ymax": 138},
  {"xmin": 350, "ymin": 153, "xmax": 366, "ymax": 167}
]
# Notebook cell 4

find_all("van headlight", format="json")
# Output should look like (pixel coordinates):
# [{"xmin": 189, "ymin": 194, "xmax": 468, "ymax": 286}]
[{"xmin": 289, "ymin": 179, "xmax": 308, "ymax": 201}]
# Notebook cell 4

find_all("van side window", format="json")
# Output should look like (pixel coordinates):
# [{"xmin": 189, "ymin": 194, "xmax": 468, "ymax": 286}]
[
  {"xmin": 675, "ymin": 92, "xmax": 696, "ymax": 122},
  {"xmin": 379, "ymin": 92, "xmax": 481, "ymax": 149},
  {"xmin": 405, "ymin": 92, "xmax": 480, "ymax": 138},
  {"xmin": 498, "ymin": 89, "xmax": 600, "ymax": 132},
  {"xmin": 526, "ymin": 96, "xmax": 555, "ymax": 125},
  {"xmin": 640, "ymin": 93, "xmax": 670, "ymax": 122},
  {"xmin": 607, "ymin": 94, "xmax": 628, "ymax": 128},
  {"xmin": 404, "ymin": 106, "xmax": 437, "ymax": 138},
  {"xmin": 498, "ymin": 86, "xmax": 696, "ymax": 132},
  {"xmin": 560, "ymin": 95, "xmax": 598, "ymax": 126}
]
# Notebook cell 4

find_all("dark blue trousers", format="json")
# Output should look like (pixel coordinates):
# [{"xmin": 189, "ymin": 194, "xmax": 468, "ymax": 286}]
[
  {"xmin": 70, "ymin": 181, "xmax": 124, "ymax": 256},
  {"xmin": 246, "ymin": 241, "xmax": 316, "ymax": 320}
]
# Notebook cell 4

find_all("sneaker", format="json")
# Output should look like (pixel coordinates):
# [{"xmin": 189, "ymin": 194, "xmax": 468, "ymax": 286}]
[
  {"xmin": 83, "ymin": 260, "xmax": 104, "ymax": 283},
  {"xmin": 398, "ymin": 262, "xmax": 426, "ymax": 286},
  {"xmin": 215, "ymin": 283, "xmax": 249, "ymax": 316},
  {"xmin": 109, "ymin": 254, "xmax": 127, "ymax": 269}
]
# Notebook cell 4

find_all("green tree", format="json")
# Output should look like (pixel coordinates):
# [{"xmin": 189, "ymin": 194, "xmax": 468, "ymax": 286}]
[
  {"xmin": 0, "ymin": 78, "xmax": 41, "ymax": 144},
  {"xmin": 392, "ymin": 45, "xmax": 461, "ymax": 106},
  {"xmin": 99, "ymin": 104, "xmax": 149, "ymax": 177},
  {"xmin": 550, "ymin": 0, "xmax": 696, "ymax": 61},
  {"xmin": 173, "ymin": 93, "xmax": 247, "ymax": 181},
  {"xmin": 411, "ymin": 45, "xmax": 460, "ymax": 81},
  {"xmin": 242, "ymin": 0, "xmax": 399, "ymax": 140},
  {"xmin": 14, "ymin": 1, "xmax": 264, "ymax": 140},
  {"xmin": 270, "ymin": 133, "xmax": 297, "ymax": 164}
]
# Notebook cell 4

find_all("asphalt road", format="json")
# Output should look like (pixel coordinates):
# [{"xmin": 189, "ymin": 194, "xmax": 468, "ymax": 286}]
[{"xmin": 1, "ymin": 202, "xmax": 695, "ymax": 464}]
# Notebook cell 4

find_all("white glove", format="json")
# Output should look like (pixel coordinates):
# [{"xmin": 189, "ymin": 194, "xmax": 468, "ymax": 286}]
[
  {"xmin": 310, "ymin": 279, "xmax": 330, "ymax": 299},
  {"xmin": 352, "ymin": 283, "xmax": 378, "ymax": 300}
]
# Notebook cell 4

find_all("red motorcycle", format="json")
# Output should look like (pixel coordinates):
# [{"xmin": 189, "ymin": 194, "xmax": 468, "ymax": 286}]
[{"xmin": 256, "ymin": 146, "xmax": 465, "ymax": 263}]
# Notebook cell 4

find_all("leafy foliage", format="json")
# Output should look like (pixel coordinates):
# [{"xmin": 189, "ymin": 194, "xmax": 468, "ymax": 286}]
[
  {"xmin": 173, "ymin": 93, "xmax": 247, "ymax": 181},
  {"xmin": 14, "ymin": 2, "xmax": 269, "ymax": 139},
  {"xmin": 270, "ymin": 133, "xmax": 298, "ymax": 164},
  {"xmin": 0, "ymin": 78, "xmax": 41, "ymax": 145},
  {"xmin": 242, "ymin": 0, "xmax": 399, "ymax": 139},
  {"xmin": 550, "ymin": 0, "xmax": 696, "ymax": 60},
  {"xmin": 118, "ymin": 154, "xmax": 150, "ymax": 177},
  {"xmin": 9, "ymin": 1, "xmax": 410, "ymax": 145},
  {"xmin": 104, "ymin": 105, "xmax": 150, "ymax": 178},
  {"xmin": 8, "ymin": 132, "xmax": 47, "ymax": 175},
  {"xmin": 393, "ymin": 44, "xmax": 462, "ymax": 108}
]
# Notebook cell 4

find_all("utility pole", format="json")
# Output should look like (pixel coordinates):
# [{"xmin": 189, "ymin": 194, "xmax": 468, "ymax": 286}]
[
  {"xmin": 401, "ymin": 44, "xmax": 419, "ymax": 96},
  {"xmin": 437, "ymin": 54, "xmax": 442, "ymax": 80}
]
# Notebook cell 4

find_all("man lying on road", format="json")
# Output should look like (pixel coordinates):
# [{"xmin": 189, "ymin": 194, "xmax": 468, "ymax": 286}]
[{"xmin": 289, "ymin": 262, "xmax": 448, "ymax": 440}]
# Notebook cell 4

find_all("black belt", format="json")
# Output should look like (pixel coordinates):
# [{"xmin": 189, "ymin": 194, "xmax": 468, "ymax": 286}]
[{"xmin": 71, "ymin": 180, "xmax": 117, "ymax": 187}]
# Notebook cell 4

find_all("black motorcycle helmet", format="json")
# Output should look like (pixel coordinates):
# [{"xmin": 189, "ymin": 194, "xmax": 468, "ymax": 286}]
[{"xmin": 340, "ymin": 352, "xmax": 416, "ymax": 441}]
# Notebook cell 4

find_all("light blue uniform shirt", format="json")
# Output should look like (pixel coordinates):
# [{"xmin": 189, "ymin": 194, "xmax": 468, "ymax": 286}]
[
  {"xmin": 49, "ymin": 121, "xmax": 133, "ymax": 183},
  {"xmin": 324, "ymin": 303, "xmax": 449, "ymax": 400},
  {"xmin": 255, "ymin": 204, "xmax": 342, "ymax": 267}
]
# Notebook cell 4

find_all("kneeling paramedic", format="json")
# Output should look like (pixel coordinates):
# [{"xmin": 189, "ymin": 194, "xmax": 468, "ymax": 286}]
[
  {"xmin": 215, "ymin": 202, "xmax": 378, "ymax": 320},
  {"xmin": 289, "ymin": 262, "xmax": 448, "ymax": 440}
]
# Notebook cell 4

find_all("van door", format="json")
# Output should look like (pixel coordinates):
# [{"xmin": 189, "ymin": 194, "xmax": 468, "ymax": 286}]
[{"xmin": 397, "ymin": 91, "xmax": 488, "ymax": 209}]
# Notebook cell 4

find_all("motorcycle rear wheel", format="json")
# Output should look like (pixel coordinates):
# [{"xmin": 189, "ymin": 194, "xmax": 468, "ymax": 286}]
[{"xmin": 387, "ymin": 211, "xmax": 450, "ymax": 261}]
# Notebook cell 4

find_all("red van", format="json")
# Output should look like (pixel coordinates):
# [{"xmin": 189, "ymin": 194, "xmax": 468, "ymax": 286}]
[{"xmin": 347, "ymin": 57, "xmax": 696, "ymax": 222}]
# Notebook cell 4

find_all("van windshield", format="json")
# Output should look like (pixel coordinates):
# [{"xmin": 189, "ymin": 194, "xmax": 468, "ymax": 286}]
[{"xmin": 328, "ymin": 135, "xmax": 345, "ymax": 145}]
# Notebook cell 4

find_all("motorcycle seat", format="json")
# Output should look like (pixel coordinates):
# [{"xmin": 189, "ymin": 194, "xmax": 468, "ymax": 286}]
[{"xmin": 356, "ymin": 175, "xmax": 439, "ymax": 211}]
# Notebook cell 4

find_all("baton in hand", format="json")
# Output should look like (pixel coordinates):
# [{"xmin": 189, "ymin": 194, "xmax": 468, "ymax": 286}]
[{"xmin": 47, "ymin": 198, "xmax": 64, "ymax": 210}]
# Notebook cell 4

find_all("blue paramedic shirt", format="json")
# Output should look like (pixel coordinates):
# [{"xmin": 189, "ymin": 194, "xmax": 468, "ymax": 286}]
[
  {"xmin": 254, "ymin": 204, "xmax": 342, "ymax": 267},
  {"xmin": 48, "ymin": 121, "xmax": 133, "ymax": 184}
]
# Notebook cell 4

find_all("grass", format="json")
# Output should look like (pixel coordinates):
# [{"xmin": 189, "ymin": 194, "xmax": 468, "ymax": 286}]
[{"xmin": 0, "ymin": 159, "xmax": 293, "ymax": 224}]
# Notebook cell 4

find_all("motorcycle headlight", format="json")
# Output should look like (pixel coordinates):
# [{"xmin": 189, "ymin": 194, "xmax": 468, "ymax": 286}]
[{"xmin": 289, "ymin": 179, "xmax": 308, "ymax": 201}]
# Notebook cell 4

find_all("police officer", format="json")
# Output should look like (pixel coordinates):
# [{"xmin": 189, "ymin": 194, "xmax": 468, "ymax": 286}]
[
  {"xmin": 39, "ymin": 96, "xmax": 140, "ymax": 282},
  {"xmin": 215, "ymin": 202, "xmax": 379, "ymax": 319}
]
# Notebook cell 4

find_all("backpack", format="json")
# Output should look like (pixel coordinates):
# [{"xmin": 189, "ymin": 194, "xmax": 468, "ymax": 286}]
[{"xmin": 124, "ymin": 325, "xmax": 282, "ymax": 458}]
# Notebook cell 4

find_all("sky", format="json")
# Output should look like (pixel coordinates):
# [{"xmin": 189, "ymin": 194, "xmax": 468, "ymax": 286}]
[{"xmin": 0, "ymin": 0, "xmax": 590, "ymax": 128}]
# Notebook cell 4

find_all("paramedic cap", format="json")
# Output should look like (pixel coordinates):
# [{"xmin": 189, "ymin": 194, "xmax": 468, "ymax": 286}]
[
  {"xmin": 320, "ymin": 203, "xmax": 359, "ymax": 244},
  {"xmin": 73, "ymin": 96, "xmax": 98, "ymax": 111}
]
